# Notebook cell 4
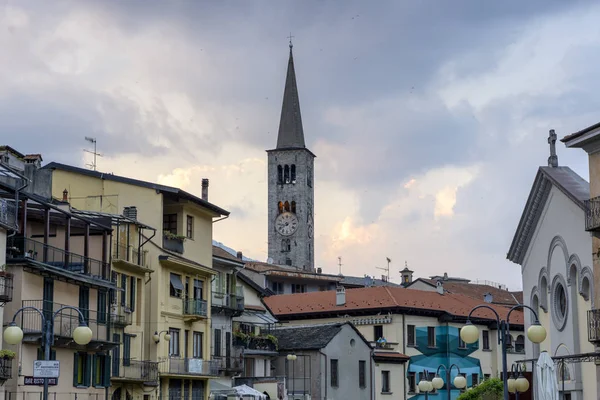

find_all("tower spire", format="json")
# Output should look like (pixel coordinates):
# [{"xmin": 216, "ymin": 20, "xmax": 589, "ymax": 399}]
[{"xmin": 276, "ymin": 38, "xmax": 305, "ymax": 149}]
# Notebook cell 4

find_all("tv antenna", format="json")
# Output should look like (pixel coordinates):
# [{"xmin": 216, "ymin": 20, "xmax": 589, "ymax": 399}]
[
  {"xmin": 377, "ymin": 257, "xmax": 391, "ymax": 282},
  {"xmin": 84, "ymin": 137, "xmax": 102, "ymax": 171},
  {"xmin": 338, "ymin": 256, "xmax": 343, "ymax": 275}
]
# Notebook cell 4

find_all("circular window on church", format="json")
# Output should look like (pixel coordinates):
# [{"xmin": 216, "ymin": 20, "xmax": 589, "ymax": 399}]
[{"xmin": 551, "ymin": 275, "xmax": 568, "ymax": 331}]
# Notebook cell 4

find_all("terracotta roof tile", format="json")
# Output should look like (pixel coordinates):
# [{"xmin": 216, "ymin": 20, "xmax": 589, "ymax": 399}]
[
  {"xmin": 440, "ymin": 282, "xmax": 522, "ymax": 305},
  {"xmin": 212, "ymin": 245, "xmax": 243, "ymax": 263},
  {"xmin": 263, "ymin": 286, "xmax": 524, "ymax": 325},
  {"xmin": 373, "ymin": 351, "xmax": 410, "ymax": 360}
]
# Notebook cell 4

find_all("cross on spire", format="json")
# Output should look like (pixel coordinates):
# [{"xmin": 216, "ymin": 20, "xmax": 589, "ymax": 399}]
[
  {"xmin": 548, "ymin": 129, "xmax": 558, "ymax": 168},
  {"xmin": 288, "ymin": 33, "xmax": 294, "ymax": 48}
]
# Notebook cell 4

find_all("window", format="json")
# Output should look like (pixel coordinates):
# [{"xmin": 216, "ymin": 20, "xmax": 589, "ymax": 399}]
[
  {"xmin": 284, "ymin": 165, "xmax": 290, "ymax": 183},
  {"xmin": 281, "ymin": 239, "xmax": 291, "ymax": 252},
  {"xmin": 121, "ymin": 274, "xmax": 128, "ymax": 307},
  {"xmin": 193, "ymin": 332, "xmax": 203, "ymax": 359},
  {"xmin": 290, "ymin": 165, "xmax": 296, "ymax": 183},
  {"xmin": 123, "ymin": 334, "xmax": 132, "ymax": 366},
  {"xmin": 471, "ymin": 373, "xmax": 479, "ymax": 386},
  {"xmin": 307, "ymin": 167, "xmax": 312, "ymax": 187},
  {"xmin": 277, "ymin": 165, "xmax": 283, "ymax": 184},
  {"xmin": 79, "ymin": 287, "xmax": 89, "ymax": 322},
  {"xmin": 97, "ymin": 290, "xmax": 107, "ymax": 324},
  {"xmin": 515, "ymin": 335, "xmax": 525, "ymax": 353},
  {"xmin": 381, "ymin": 370, "xmax": 390, "ymax": 393},
  {"xmin": 483, "ymin": 330, "xmax": 490, "ymax": 350},
  {"xmin": 169, "ymin": 379, "xmax": 183, "ymax": 400},
  {"xmin": 186, "ymin": 215, "xmax": 194, "ymax": 239},
  {"xmin": 169, "ymin": 328, "xmax": 180, "ymax": 356},
  {"xmin": 407, "ymin": 325, "xmax": 415, "ymax": 346},
  {"xmin": 555, "ymin": 282, "xmax": 567, "ymax": 318},
  {"xmin": 92, "ymin": 354, "xmax": 110, "ymax": 388},
  {"xmin": 285, "ymin": 258, "xmax": 292, "ymax": 266},
  {"xmin": 170, "ymin": 273, "xmax": 184, "ymax": 298},
  {"xmin": 73, "ymin": 352, "xmax": 91, "ymax": 387},
  {"xmin": 359, "ymin": 360, "xmax": 366, "ymax": 388},
  {"xmin": 129, "ymin": 277, "xmax": 136, "ymax": 312},
  {"xmin": 271, "ymin": 281, "xmax": 284, "ymax": 294},
  {"xmin": 374, "ymin": 325, "xmax": 384, "ymax": 341},
  {"xmin": 278, "ymin": 201, "xmax": 284, "ymax": 214},
  {"xmin": 163, "ymin": 213, "xmax": 177, "ymax": 235},
  {"xmin": 111, "ymin": 333, "xmax": 120, "ymax": 376},
  {"xmin": 292, "ymin": 284, "xmax": 306, "ymax": 294},
  {"xmin": 284, "ymin": 201, "xmax": 290, "ymax": 212},
  {"xmin": 291, "ymin": 201, "xmax": 296, "ymax": 213},
  {"xmin": 458, "ymin": 335, "xmax": 466, "ymax": 349},
  {"xmin": 330, "ymin": 359, "xmax": 339, "ymax": 387},
  {"xmin": 214, "ymin": 329, "xmax": 222, "ymax": 357},
  {"xmin": 427, "ymin": 326, "xmax": 436, "ymax": 347},
  {"xmin": 193, "ymin": 279, "xmax": 204, "ymax": 300},
  {"xmin": 37, "ymin": 347, "xmax": 56, "ymax": 361},
  {"xmin": 407, "ymin": 372, "xmax": 416, "ymax": 393},
  {"xmin": 484, "ymin": 374, "xmax": 491, "ymax": 381}
]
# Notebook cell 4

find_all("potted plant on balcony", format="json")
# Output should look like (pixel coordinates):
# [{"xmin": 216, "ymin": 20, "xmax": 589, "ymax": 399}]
[
  {"xmin": 163, "ymin": 231, "xmax": 187, "ymax": 242},
  {"xmin": 265, "ymin": 334, "xmax": 278, "ymax": 350},
  {"xmin": 0, "ymin": 350, "xmax": 15, "ymax": 360}
]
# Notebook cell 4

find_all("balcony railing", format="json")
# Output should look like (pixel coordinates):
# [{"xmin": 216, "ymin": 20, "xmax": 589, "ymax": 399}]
[
  {"xmin": 0, "ymin": 199, "xmax": 17, "ymax": 230},
  {"xmin": 21, "ymin": 300, "xmax": 110, "ymax": 346},
  {"xmin": 214, "ymin": 356, "xmax": 244, "ymax": 373},
  {"xmin": 212, "ymin": 292, "xmax": 244, "ymax": 311},
  {"xmin": 159, "ymin": 357, "xmax": 219, "ymax": 376},
  {"xmin": 585, "ymin": 196, "xmax": 600, "ymax": 231},
  {"xmin": 588, "ymin": 309, "xmax": 600, "ymax": 342},
  {"xmin": 0, "ymin": 272, "xmax": 14, "ymax": 303},
  {"xmin": 111, "ymin": 358, "xmax": 159, "ymax": 384},
  {"xmin": 113, "ymin": 243, "xmax": 148, "ymax": 268},
  {"xmin": 0, "ymin": 358, "xmax": 13, "ymax": 380},
  {"xmin": 6, "ymin": 237, "xmax": 110, "ymax": 282},
  {"xmin": 232, "ymin": 335, "xmax": 277, "ymax": 352},
  {"xmin": 183, "ymin": 299, "xmax": 207, "ymax": 317},
  {"xmin": 163, "ymin": 234, "xmax": 184, "ymax": 254},
  {"xmin": 110, "ymin": 304, "xmax": 132, "ymax": 327}
]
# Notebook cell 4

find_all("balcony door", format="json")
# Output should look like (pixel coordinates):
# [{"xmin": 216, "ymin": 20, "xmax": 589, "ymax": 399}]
[
  {"xmin": 193, "ymin": 279, "xmax": 203, "ymax": 300},
  {"xmin": 225, "ymin": 332, "xmax": 231, "ymax": 368}
]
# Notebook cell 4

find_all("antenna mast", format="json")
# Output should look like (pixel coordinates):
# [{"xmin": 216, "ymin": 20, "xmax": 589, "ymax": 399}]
[
  {"xmin": 338, "ymin": 256, "xmax": 343, "ymax": 275},
  {"xmin": 377, "ymin": 257, "xmax": 391, "ymax": 282},
  {"xmin": 84, "ymin": 137, "xmax": 103, "ymax": 171}
]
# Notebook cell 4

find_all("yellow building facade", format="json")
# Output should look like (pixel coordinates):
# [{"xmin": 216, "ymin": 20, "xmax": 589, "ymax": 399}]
[{"xmin": 46, "ymin": 162, "xmax": 229, "ymax": 400}]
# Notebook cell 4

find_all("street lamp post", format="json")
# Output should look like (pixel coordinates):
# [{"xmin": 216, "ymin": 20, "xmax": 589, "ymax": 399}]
[
  {"xmin": 507, "ymin": 363, "xmax": 530, "ymax": 399},
  {"xmin": 459, "ymin": 304, "xmax": 546, "ymax": 400},
  {"xmin": 286, "ymin": 353, "xmax": 297, "ymax": 397},
  {"xmin": 431, "ymin": 364, "xmax": 467, "ymax": 400},
  {"xmin": 417, "ymin": 370, "xmax": 434, "ymax": 399},
  {"xmin": 4, "ymin": 305, "xmax": 93, "ymax": 400}
]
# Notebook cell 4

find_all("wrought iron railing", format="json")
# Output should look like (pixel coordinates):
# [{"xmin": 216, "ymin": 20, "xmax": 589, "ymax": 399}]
[
  {"xmin": 232, "ymin": 336, "xmax": 277, "ymax": 351},
  {"xmin": 0, "ymin": 199, "xmax": 17, "ymax": 230},
  {"xmin": 212, "ymin": 292, "xmax": 244, "ymax": 311},
  {"xmin": 213, "ymin": 355, "xmax": 244, "ymax": 372},
  {"xmin": 588, "ymin": 309, "xmax": 600, "ymax": 342},
  {"xmin": 7, "ymin": 237, "xmax": 110, "ymax": 281},
  {"xmin": 111, "ymin": 358, "xmax": 159, "ymax": 383},
  {"xmin": 159, "ymin": 357, "xmax": 219, "ymax": 376},
  {"xmin": 0, "ymin": 358, "xmax": 12, "ymax": 380},
  {"xmin": 113, "ymin": 243, "xmax": 148, "ymax": 268},
  {"xmin": 0, "ymin": 272, "xmax": 14, "ymax": 303},
  {"xmin": 21, "ymin": 300, "xmax": 109, "ymax": 344},
  {"xmin": 183, "ymin": 299, "xmax": 207, "ymax": 317},
  {"xmin": 109, "ymin": 304, "xmax": 132, "ymax": 327},
  {"xmin": 585, "ymin": 196, "xmax": 600, "ymax": 231}
]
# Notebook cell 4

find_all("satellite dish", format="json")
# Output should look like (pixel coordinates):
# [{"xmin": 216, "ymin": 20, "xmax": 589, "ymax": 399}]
[{"xmin": 266, "ymin": 257, "xmax": 274, "ymax": 264}]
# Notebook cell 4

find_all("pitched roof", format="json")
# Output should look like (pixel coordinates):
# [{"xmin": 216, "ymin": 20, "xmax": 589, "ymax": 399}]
[
  {"xmin": 272, "ymin": 322, "xmax": 370, "ymax": 351},
  {"xmin": 212, "ymin": 245, "xmax": 244, "ymax": 264},
  {"xmin": 340, "ymin": 275, "xmax": 402, "ymax": 288},
  {"xmin": 507, "ymin": 166, "xmax": 588, "ymax": 265},
  {"xmin": 237, "ymin": 271, "xmax": 273, "ymax": 297},
  {"xmin": 276, "ymin": 44, "xmax": 306, "ymax": 150},
  {"xmin": 439, "ymin": 282, "xmax": 521, "ymax": 305},
  {"xmin": 263, "ymin": 286, "xmax": 524, "ymax": 325},
  {"xmin": 244, "ymin": 261, "xmax": 343, "ymax": 282},
  {"xmin": 561, "ymin": 121, "xmax": 600, "ymax": 144},
  {"xmin": 43, "ymin": 162, "xmax": 229, "ymax": 217}
]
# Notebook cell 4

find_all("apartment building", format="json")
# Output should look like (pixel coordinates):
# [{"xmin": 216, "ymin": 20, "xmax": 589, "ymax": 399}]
[
  {"xmin": 41, "ymin": 162, "xmax": 229, "ymax": 400},
  {"xmin": 264, "ymin": 286, "xmax": 526, "ymax": 400}
]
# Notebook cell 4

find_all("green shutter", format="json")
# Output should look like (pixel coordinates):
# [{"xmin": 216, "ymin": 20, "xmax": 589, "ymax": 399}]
[
  {"xmin": 91, "ymin": 354, "xmax": 97, "ymax": 387},
  {"xmin": 85, "ymin": 353, "xmax": 92, "ymax": 387},
  {"xmin": 73, "ymin": 353, "xmax": 79, "ymax": 387},
  {"xmin": 130, "ymin": 278, "xmax": 136, "ymax": 312},
  {"xmin": 103, "ymin": 355, "xmax": 111, "ymax": 387},
  {"xmin": 121, "ymin": 274, "xmax": 127, "ymax": 306}
]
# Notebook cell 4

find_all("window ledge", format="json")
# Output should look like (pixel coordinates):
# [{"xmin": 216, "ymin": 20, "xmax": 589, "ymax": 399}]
[
  {"xmin": 482, "ymin": 349, "xmax": 492, "ymax": 352},
  {"xmin": 381, "ymin": 392, "xmax": 393, "ymax": 395}
]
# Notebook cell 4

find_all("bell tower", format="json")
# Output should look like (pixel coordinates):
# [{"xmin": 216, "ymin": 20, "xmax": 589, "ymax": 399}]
[{"xmin": 266, "ymin": 39, "xmax": 316, "ymax": 271}]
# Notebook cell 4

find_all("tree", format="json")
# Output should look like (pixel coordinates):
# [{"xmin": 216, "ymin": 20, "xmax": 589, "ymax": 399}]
[{"xmin": 457, "ymin": 378, "xmax": 503, "ymax": 400}]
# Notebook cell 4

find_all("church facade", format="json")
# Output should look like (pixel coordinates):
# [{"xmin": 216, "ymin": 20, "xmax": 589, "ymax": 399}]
[{"xmin": 266, "ymin": 42, "xmax": 316, "ymax": 271}]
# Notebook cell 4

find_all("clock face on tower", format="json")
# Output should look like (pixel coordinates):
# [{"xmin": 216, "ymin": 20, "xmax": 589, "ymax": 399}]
[{"xmin": 275, "ymin": 212, "xmax": 299, "ymax": 236}]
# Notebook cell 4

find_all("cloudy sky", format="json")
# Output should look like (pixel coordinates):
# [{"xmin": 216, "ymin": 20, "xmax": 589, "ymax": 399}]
[{"xmin": 3, "ymin": 0, "xmax": 600, "ymax": 290}]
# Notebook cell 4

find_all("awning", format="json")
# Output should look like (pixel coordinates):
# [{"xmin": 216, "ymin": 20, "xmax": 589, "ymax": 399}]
[{"xmin": 170, "ymin": 273, "xmax": 184, "ymax": 291}]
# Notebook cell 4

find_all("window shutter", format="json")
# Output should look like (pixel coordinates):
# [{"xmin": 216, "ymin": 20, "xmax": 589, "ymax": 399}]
[
  {"xmin": 91, "ymin": 354, "xmax": 97, "ymax": 387},
  {"xmin": 103, "ymin": 355, "xmax": 111, "ymax": 387},
  {"xmin": 73, "ymin": 353, "xmax": 79, "ymax": 387},
  {"xmin": 121, "ymin": 274, "xmax": 127, "ymax": 306},
  {"xmin": 85, "ymin": 353, "xmax": 92, "ymax": 387},
  {"xmin": 130, "ymin": 278, "xmax": 136, "ymax": 312}
]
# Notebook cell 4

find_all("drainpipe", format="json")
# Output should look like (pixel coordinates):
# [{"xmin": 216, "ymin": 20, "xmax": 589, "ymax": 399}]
[{"xmin": 319, "ymin": 350, "xmax": 328, "ymax": 400}]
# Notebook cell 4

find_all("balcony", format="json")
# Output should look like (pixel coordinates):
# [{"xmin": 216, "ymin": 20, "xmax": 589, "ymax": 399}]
[
  {"xmin": 232, "ymin": 335, "xmax": 278, "ymax": 353},
  {"xmin": 214, "ymin": 355, "xmax": 244, "ymax": 375},
  {"xmin": 212, "ymin": 292, "xmax": 244, "ymax": 316},
  {"xmin": 20, "ymin": 300, "xmax": 116, "ymax": 351},
  {"xmin": 0, "ymin": 358, "xmax": 13, "ymax": 381},
  {"xmin": 585, "ymin": 196, "xmax": 600, "ymax": 231},
  {"xmin": 6, "ymin": 237, "xmax": 110, "ymax": 282},
  {"xmin": 113, "ymin": 243, "xmax": 149, "ymax": 270},
  {"xmin": 159, "ymin": 357, "xmax": 219, "ymax": 376},
  {"xmin": 109, "ymin": 304, "xmax": 132, "ymax": 328},
  {"xmin": 183, "ymin": 299, "xmax": 207, "ymax": 321},
  {"xmin": 0, "ymin": 199, "xmax": 16, "ymax": 230},
  {"xmin": 588, "ymin": 309, "xmax": 600, "ymax": 342},
  {"xmin": 111, "ymin": 359, "xmax": 159, "ymax": 385},
  {"xmin": 163, "ymin": 233, "xmax": 184, "ymax": 254}
]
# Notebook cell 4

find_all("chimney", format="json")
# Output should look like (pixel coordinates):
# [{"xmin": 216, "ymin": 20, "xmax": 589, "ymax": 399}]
[
  {"xmin": 484, "ymin": 293, "xmax": 493, "ymax": 303},
  {"xmin": 236, "ymin": 251, "xmax": 243, "ymax": 260},
  {"xmin": 317, "ymin": 267, "xmax": 322, "ymax": 274},
  {"xmin": 201, "ymin": 179, "xmax": 209, "ymax": 201},
  {"xmin": 336, "ymin": 286, "xmax": 346, "ymax": 306},
  {"xmin": 123, "ymin": 206, "xmax": 138, "ymax": 221},
  {"xmin": 62, "ymin": 189, "xmax": 68, "ymax": 202},
  {"xmin": 436, "ymin": 281, "xmax": 444, "ymax": 295}
]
